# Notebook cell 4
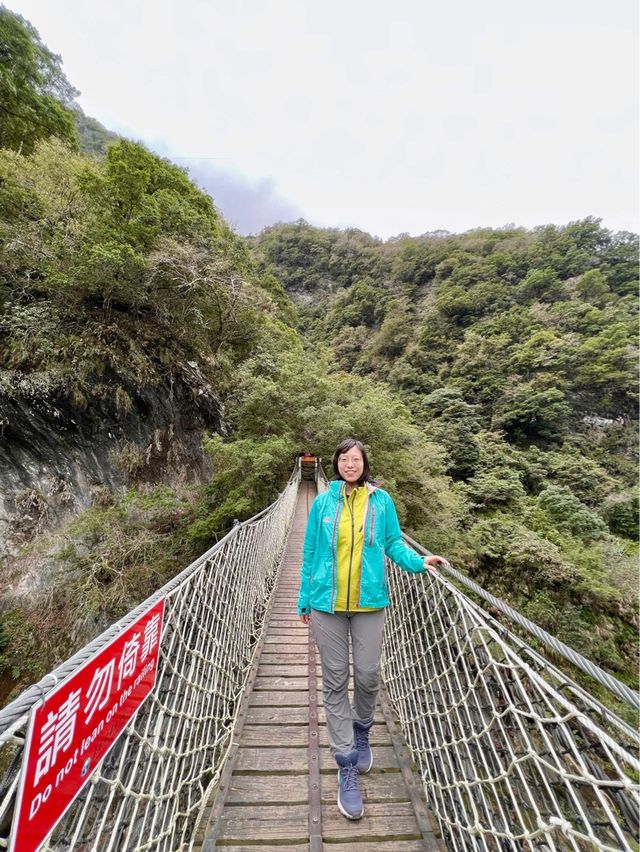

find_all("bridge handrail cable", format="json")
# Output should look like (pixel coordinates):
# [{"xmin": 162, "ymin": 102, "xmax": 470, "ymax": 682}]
[
  {"xmin": 403, "ymin": 532, "xmax": 640, "ymax": 714},
  {"xmin": 382, "ymin": 551, "xmax": 640, "ymax": 850}
]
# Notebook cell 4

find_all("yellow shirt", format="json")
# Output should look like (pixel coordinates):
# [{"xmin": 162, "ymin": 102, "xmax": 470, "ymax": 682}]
[{"xmin": 334, "ymin": 486, "xmax": 378, "ymax": 612}]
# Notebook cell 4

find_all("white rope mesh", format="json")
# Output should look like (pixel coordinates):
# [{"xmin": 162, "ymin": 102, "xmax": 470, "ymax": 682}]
[
  {"xmin": 315, "ymin": 467, "xmax": 640, "ymax": 849},
  {"xmin": 382, "ymin": 563, "xmax": 640, "ymax": 851},
  {"xmin": 0, "ymin": 468, "xmax": 299, "ymax": 851}
]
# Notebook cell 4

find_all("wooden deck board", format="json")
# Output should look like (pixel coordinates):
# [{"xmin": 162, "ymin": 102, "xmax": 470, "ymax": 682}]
[
  {"xmin": 263, "ymin": 626, "xmax": 306, "ymax": 634},
  {"xmin": 322, "ymin": 802, "xmax": 422, "ymax": 842},
  {"xmin": 258, "ymin": 664, "xmax": 309, "ymax": 677},
  {"xmin": 210, "ymin": 844, "xmax": 427, "ymax": 852},
  {"xmin": 323, "ymin": 841, "xmax": 429, "ymax": 851},
  {"xmin": 253, "ymin": 676, "xmax": 309, "ymax": 690},
  {"xmin": 241, "ymin": 724, "xmax": 392, "ymax": 748},
  {"xmin": 323, "ymin": 771, "xmax": 411, "ymax": 804},
  {"xmin": 241, "ymin": 725, "xmax": 308, "ymax": 747},
  {"xmin": 259, "ymin": 643, "xmax": 309, "ymax": 655},
  {"xmin": 217, "ymin": 804, "xmax": 308, "ymax": 842},
  {"xmin": 259, "ymin": 653, "xmax": 310, "ymax": 665},
  {"xmin": 225, "ymin": 775, "xmax": 309, "ymax": 805},
  {"xmin": 245, "ymin": 706, "xmax": 384, "ymax": 725},
  {"xmin": 320, "ymin": 727, "xmax": 392, "ymax": 746},
  {"xmin": 248, "ymin": 690, "xmax": 310, "ymax": 707},
  {"xmin": 264, "ymin": 636, "xmax": 308, "ymax": 645},
  {"xmin": 235, "ymin": 746, "xmax": 308, "ymax": 773},
  {"xmin": 226, "ymin": 771, "xmax": 410, "ymax": 806},
  {"xmin": 320, "ymin": 746, "xmax": 398, "ymax": 772},
  {"xmin": 215, "ymin": 846, "xmax": 309, "ymax": 852},
  {"xmin": 234, "ymin": 746, "xmax": 400, "ymax": 774},
  {"xmin": 245, "ymin": 706, "xmax": 310, "ymax": 725}
]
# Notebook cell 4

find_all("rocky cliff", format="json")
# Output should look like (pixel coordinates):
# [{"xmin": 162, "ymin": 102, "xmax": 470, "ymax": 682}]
[{"xmin": 0, "ymin": 361, "xmax": 224, "ymax": 570}]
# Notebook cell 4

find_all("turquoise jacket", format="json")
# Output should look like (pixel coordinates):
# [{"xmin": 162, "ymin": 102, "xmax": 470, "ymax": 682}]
[{"xmin": 297, "ymin": 480, "xmax": 425, "ymax": 615}]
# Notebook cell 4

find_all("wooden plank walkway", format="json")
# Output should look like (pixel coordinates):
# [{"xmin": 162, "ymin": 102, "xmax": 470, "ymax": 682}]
[{"xmin": 199, "ymin": 480, "xmax": 442, "ymax": 851}]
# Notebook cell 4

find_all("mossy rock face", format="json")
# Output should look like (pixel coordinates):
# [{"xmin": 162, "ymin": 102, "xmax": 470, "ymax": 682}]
[{"xmin": 0, "ymin": 366, "xmax": 223, "ymax": 558}]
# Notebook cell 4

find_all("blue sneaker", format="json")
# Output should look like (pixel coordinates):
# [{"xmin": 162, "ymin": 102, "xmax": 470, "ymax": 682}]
[
  {"xmin": 353, "ymin": 719, "xmax": 374, "ymax": 773},
  {"xmin": 335, "ymin": 749, "xmax": 364, "ymax": 819}
]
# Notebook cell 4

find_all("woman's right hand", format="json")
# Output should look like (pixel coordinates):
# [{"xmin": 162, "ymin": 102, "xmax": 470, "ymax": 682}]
[
  {"xmin": 424, "ymin": 554, "xmax": 449, "ymax": 572},
  {"xmin": 299, "ymin": 613, "xmax": 310, "ymax": 625}
]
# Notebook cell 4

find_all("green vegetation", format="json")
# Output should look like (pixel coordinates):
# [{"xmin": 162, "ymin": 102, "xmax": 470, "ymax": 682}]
[
  {"xmin": 0, "ymin": 7, "xmax": 79, "ymax": 153},
  {"xmin": 0, "ymin": 484, "xmax": 199, "ymax": 685},
  {"xmin": 0, "ymin": 135, "xmax": 274, "ymax": 404},
  {"xmin": 0, "ymin": 10, "xmax": 637, "ymax": 710},
  {"xmin": 247, "ymin": 219, "xmax": 639, "ymax": 693},
  {"xmin": 74, "ymin": 107, "xmax": 119, "ymax": 155}
]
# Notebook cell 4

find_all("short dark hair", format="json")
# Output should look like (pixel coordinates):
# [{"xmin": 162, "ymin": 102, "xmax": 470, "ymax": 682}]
[{"xmin": 332, "ymin": 438, "xmax": 373, "ymax": 485}]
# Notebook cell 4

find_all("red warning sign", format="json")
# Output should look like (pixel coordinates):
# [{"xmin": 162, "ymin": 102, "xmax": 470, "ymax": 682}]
[{"xmin": 10, "ymin": 598, "xmax": 165, "ymax": 852}]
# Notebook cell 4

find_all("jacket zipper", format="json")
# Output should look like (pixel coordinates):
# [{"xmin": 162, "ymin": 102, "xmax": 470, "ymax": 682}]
[
  {"xmin": 346, "ymin": 493, "xmax": 355, "ymax": 610},
  {"xmin": 361, "ymin": 493, "xmax": 369, "ymax": 536},
  {"xmin": 329, "ymin": 485, "xmax": 342, "ymax": 611},
  {"xmin": 358, "ymin": 497, "xmax": 375, "ymax": 608}
]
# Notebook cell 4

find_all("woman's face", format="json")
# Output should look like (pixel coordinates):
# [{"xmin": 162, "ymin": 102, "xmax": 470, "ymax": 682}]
[{"xmin": 337, "ymin": 446, "xmax": 364, "ymax": 487}]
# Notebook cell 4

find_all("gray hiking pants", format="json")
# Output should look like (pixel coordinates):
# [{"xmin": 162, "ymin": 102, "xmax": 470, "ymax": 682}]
[{"xmin": 310, "ymin": 608, "xmax": 386, "ymax": 755}]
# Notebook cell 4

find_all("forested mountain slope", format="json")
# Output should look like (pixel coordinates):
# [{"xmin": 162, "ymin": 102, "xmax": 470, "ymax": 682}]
[
  {"xmin": 249, "ymin": 220, "xmax": 639, "ymax": 696},
  {"xmin": 0, "ymin": 6, "xmax": 637, "ymax": 711}
]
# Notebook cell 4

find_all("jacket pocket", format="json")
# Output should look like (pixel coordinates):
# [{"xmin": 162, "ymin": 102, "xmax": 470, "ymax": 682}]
[{"xmin": 311, "ymin": 553, "xmax": 332, "ymax": 592}]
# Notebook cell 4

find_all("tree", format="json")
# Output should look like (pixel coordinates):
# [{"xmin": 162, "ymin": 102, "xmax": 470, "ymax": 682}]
[
  {"xmin": 575, "ymin": 270, "xmax": 609, "ymax": 305},
  {"xmin": 333, "ymin": 279, "xmax": 388, "ymax": 329},
  {"xmin": 599, "ymin": 231, "xmax": 639, "ymax": 297},
  {"xmin": 418, "ymin": 389, "xmax": 482, "ymax": 480},
  {"xmin": 573, "ymin": 323, "xmax": 636, "ymax": 414},
  {"xmin": 0, "ymin": 7, "xmax": 79, "ymax": 153},
  {"xmin": 73, "ymin": 107, "xmax": 118, "ymax": 155},
  {"xmin": 492, "ymin": 381, "xmax": 571, "ymax": 442},
  {"xmin": 461, "ymin": 468, "xmax": 526, "ymax": 510},
  {"xmin": 391, "ymin": 240, "xmax": 437, "ymax": 290},
  {"xmin": 536, "ymin": 485, "xmax": 608, "ymax": 542},
  {"xmin": 516, "ymin": 268, "xmax": 563, "ymax": 303},
  {"xmin": 601, "ymin": 491, "xmax": 639, "ymax": 540},
  {"xmin": 509, "ymin": 330, "xmax": 568, "ymax": 377},
  {"xmin": 469, "ymin": 515, "xmax": 577, "ymax": 593}
]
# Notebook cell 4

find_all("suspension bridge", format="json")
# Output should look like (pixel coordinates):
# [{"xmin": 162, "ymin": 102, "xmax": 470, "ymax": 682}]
[{"xmin": 0, "ymin": 460, "xmax": 638, "ymax": 851}]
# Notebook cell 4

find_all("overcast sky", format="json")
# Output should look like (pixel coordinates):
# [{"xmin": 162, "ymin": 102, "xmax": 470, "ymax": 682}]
[{"xmin": 8, "ymin": 0, "xmax": 639, "ymax": 238}]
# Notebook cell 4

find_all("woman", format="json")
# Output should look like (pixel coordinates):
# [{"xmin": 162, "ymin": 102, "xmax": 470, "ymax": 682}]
[{"xmin": 297, "ymin": 438, "xmax": 448, "ymax": 820}]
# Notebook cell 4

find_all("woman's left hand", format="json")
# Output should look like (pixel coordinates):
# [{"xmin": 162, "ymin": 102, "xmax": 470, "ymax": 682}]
[{"xmin": 424, "ymin": 555, "xmax": 449, "ymax": 572}]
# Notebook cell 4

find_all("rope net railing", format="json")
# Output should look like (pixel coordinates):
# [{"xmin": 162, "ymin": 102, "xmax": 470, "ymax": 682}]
[
  {"xmin": 0, "ymin": 466, "xmax": 300, "ymax": 851},
  {"xmin": 316, "ymin": 469, "xmax": 640, "ymax": 850},
  {"xmin": 382, "ymin": 563, "xmax": 639, "ymax": 851}
]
